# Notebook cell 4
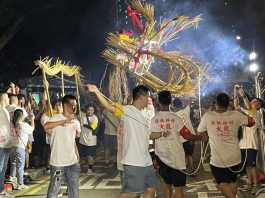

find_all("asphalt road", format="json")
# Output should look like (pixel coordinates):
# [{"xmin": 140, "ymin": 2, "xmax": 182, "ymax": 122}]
[{"xmin": 8, "ymin": 142, "xmax": 265, "ymax": 198}]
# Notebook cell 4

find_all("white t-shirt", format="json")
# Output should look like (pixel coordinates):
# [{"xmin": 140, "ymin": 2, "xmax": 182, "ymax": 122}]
[
  {"xmin": 48, "ymin": 114, "xmax": 81, "ymax": 166},
  {"xmin": 41, "ymin": 113, "xmax": 51, "ymax": 144},
  {"xmin": 11, "ymin": 122, "xmax": 34, "ymax": 149},
  {"xmin": 197, "ymin": 110, "xmax": 250, "ymax": 168},
  {"xmin": 103, "ymin": 109, "xmax": 119, "ymax": 135},
  {"xmin": 79, "ymin": 114, "xmax": 98, "ymax": 146},
  {"xmin": 151, "ymin": 111, "xmax": 187, "ymax": 170},
  {"xmin": 6, "ymin": 104, "xmax": 28, "ymax": 118},
  {"xmin": 119, "ymin": 105, "xmax": 152, "ymax": 167},
  {"xmin": 176, "ymin": 106, "xmax": 196, "ymax": 143},
  {"xmin": 239, "ymin": 108, "xmax": 261, "ymax": 150},
  {"xmin": 0, "ymin": 108, "xmax": 12, "ymax": 148}
]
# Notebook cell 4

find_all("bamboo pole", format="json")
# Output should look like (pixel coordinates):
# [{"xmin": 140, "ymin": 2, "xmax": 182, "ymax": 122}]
[
  {"xmin": 42, "ymin": 69, "xmax": 53, "ymax": 117},
  {"xmin": 61, "ymin": 70, "xmax": 65, "ymax": 97},
  {"xmin": 75, "ymin": 73, "xmax": 82, "ymax": 123}
]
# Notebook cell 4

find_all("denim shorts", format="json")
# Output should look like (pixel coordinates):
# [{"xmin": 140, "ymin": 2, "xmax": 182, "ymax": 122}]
[{"xmin": 123, "ymin": 165, "xmax": 156, "ymax": 194}]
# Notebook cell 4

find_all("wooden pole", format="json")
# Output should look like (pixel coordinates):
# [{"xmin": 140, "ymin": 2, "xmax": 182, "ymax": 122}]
[
  {"xmin": 42, "ymin": 69, "xmax": 53, "ymax": 117},
  {"xmin": 61, "ymin": 70, "xmax": 65, "ymax": 97},
  {"xmin": 75, "ymin": 73, "xmax": 82, "ymax": 123}
]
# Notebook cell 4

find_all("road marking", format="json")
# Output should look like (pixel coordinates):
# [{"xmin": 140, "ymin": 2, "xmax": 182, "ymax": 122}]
[
  {"xmin": 197, "ymin": 191, "xmax": 223, "ymax": 198},
  {"xmin": 27, "ymin": 179, "xmax": 50, "ymax": 195},
  {"xmin": 186, "ymin": 179, "xmax": 218, "ymax": 193},
  {"xmin": 197, "ymin": 192, "xmax": 208, "ymax": 198},
  {"xmin": 73, "ymin": 173, "xmax": 105, "ymax": 189},
  {"xmin": 186, "ymin": 184, "xmax": 205, "ymax": 193},
  {"xmin": 95, "ymin": 174, "xmax": 121, "ymax": 189},
  {"xmin": 14, "ymin": 175, "xmax": 50, "ymax": 196},
  {"xmin": 206, "ymin": 182, "xmax": 217, "ymax": 191}
]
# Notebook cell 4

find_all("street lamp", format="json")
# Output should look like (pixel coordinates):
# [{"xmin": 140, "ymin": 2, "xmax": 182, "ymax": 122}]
[
  {"xmin": 249, "ymin": 63, "xmax": 258, "ymax": 72},
  {"xmin": 249, "ymin": 52, "xmax": 257, "ymax": 60}
]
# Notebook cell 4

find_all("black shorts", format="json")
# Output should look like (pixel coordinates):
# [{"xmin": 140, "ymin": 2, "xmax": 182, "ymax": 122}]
[
  {"xmin": 210, "ymin": 164, "xmax": 240, "ymax": 184},
  {"xmin": 182, "ymin": 141, "xmax": 195, "ymax": 156},
  {"xmin": 157, "ymin": 157, "xmax": 186, "ymax": 187},
  {"xmin": 241, "ymin": 149, "xmax": 257, "ymax": 167},
  {"xmin": 79, "ymin": 144, "xmax": 97, "ymax": 157}
]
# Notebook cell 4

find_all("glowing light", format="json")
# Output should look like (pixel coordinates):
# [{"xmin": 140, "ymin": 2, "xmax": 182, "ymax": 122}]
[
  {"xmin": 249, "ymin": 63, "xmax": 258, "ymax": 72},
  {"xmin": 236, "ymin": 35, "xmax": 241, "ymax": 40},
  {"xmin": 249, "ymin": 52, "xmax": 257, "ymax": 60}
]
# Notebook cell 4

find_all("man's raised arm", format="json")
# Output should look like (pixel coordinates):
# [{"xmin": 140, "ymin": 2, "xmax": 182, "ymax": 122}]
[{"xmin": 87, "ymin": 84, "xmax": 116, "ymax": 114}]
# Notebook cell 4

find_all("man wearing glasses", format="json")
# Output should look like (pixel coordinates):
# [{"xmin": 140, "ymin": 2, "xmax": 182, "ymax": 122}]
[{"xmin": 44, "ymin": 95, "xmax": 81, "ymax": 198}]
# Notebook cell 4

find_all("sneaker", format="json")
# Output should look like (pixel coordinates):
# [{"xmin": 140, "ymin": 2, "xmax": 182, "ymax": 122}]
[
  {"xmin": 0, "ymin": 190, "xmax": 13, "ymax": 196},
  {"xmin": 16, "ymin": 184, "xmax": 29, "ymax": 190},
  {"xmin": 240, "ymin": 183, "xmax": 252, "ymax": 192},
  {"xmin": 87, "ymin": 169, "xmax": 94, "ymax": 175},
  {"xmin": 24, "ymin": 171, "xmax": 29, "ymax": 176},
  {"xmin": 9, "ymin": 176, "xmax": 17, "ymax": 187},
  {"xmin": 251, "ymin": 184, "xmax": 259, "ymax": 195},
  {"xmin": 9, "ymin": 176, "xmax": 17, "ymax": 183}
]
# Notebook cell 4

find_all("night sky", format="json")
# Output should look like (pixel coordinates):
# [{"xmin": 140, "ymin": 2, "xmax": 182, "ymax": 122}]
[{"xmin": 0, "ymin": 0, "xmax": 265, "ymax": 88}]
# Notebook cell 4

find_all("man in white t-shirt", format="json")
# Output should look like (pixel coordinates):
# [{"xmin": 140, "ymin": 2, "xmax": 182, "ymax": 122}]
[
  {"xmin": 0, "ymin": 92, "xmax": 11, "ymax": 196},
  {"xmin": 79, "ymin": 104, "xmax": 99, "ymax": 174},
  {"xmin": 197, "ymin": 93, "xmax": 255, "ymax": 198},
  {"xmin": 234, "ymin": 87, "xmax": 263, "ymax": 194},
  {"xmin": 151, "ymin": 91, "xmax": 205, "ymax": 198},
  {"xmin": 171, "ymin": 98, "xmax": 197, "ymax": 176},
  {"xmin": 87, "ymin": 84, "xmax": 170, "ymax": 198},
  {"xmin": 44, "ymin": 95, "xmax": 81, "ymax": 198}
]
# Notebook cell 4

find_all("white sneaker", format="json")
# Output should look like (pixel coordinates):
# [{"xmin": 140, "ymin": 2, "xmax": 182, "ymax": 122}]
[
  {"xmin": 87, "ymin": 169, "xmax": 94, "ymax": 175},
  {"xmin": 16, "ymin": 184, "xmax": 29, "ymax": 190},
  {"xmin": 9, "ymin": 176, "xmax": 17, "ymax": 183},
  {"xmin": 0, "ymin": 190, "xmax": 13, "ymax": 196},
  {"xmin": 9, "ymin": 176, "xmax": 17, "ymax": 187},
  {"xmin": 24, "ymin": 171, "xmax": 29, "ymax": 176}
]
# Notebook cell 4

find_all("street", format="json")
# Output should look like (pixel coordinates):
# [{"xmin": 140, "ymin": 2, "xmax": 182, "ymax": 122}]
[{"xmin": 9, "ymin": 143, "xmax": 265, "ymax": 198}]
